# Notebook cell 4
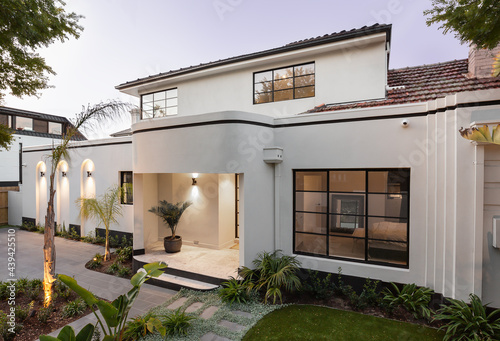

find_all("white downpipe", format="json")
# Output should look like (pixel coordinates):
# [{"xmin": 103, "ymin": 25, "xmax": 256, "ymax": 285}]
[{"xmin": 274, "ymin": 163, "xmax": 281, "ymax": 251}]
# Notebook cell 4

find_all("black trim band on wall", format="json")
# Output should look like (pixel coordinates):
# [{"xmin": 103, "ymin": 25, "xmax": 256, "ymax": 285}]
[
  {"xmin": 0, "ymin": 181, "xmax": 19, "ymax": 187},
  {"xmin": 132, "ymin": 98, "xmax": 500, "ymax": 135}
]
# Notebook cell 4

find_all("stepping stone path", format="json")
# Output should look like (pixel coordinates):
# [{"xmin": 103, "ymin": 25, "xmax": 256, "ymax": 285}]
[
  {"xmin": 166, "ymin": 297, "xmax": 254, "ymax": 340},
  {"xmin": 200, "ymin": 332, "xmax": 232, "ymax": 341},
  {"xmin": 200, "ymin": 306, "xmax": 219, "ymax": 319},
  {"xmin": 185, "ymin": 301, "xmax": 204, "ymax": 313},
  {"xmin": 166, "ymin": 297, "xmax": 188, "ymax": 310}
]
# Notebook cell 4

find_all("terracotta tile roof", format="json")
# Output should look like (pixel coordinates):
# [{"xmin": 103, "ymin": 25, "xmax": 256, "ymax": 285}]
[
  {"xmin": 307, "ymin": 59, "xmax": 500, "ymax": 113},
  {"xmin": 116, "ymin": 24, "xmax": 391, "ymax": 90}
]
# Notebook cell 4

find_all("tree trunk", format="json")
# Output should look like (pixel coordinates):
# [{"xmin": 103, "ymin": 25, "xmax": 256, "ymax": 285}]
[
  {"xmin": 43, "ymin": 173, "xmax": 57, "ymax": 307},
  {"xmin": 104, "ymin": 226, "xmax": 110, "ymax": 261}
]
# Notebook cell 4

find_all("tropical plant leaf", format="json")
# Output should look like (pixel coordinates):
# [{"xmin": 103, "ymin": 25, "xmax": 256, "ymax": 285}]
[
  {"xmin": 96, "ymin": 300, "xmax": 120, "ymax": 327},
  {"xmin": 58, "ymin": 275, "xmax": 98, "ymax": 307},
  {"xmin": 57, "ymin": 325, "xmax": 76, "ymax": 341},
  {"xmin": 75, "ymin": 324, "xmax": 95, "ymax": 341}
]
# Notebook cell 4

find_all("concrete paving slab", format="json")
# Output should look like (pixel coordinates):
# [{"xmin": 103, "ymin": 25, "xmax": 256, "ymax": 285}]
[
  {"xmin": 200, "ymin": 332, "xmax": 232, "ymax": 341},
  {"xmin": 166, "ymin": 296, "xmax": 188, "ymax": 310},
  {"xmin": 231, "ymin": 310, "xmax": 252, "ymax": 318},
  {"xmin": 185, "ymin": 301, "xmax": 204, "ymax": 313},
  {"xmin": 200, "ymin": 306, "xmax": 219, "ymax": 319},
  {"xmin": 218, "ymin": 319, "xmax": 246, "ymax": 332}
]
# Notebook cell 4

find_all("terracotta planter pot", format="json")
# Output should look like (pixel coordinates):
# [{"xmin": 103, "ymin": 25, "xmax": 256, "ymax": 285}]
[{"xmin": 164, "ymin": 235, "xmax": 182, "ymax": 253}]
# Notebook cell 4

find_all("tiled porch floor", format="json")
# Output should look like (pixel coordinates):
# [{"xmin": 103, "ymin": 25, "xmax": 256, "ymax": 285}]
[{"xmin": 134, "ymin": 241, "xmax": 240, "ymax": 279}]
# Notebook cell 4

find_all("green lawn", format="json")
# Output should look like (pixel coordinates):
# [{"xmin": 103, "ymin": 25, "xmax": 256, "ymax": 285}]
[{"xmin": 242, "ymin": 305, "xmax": 444, "ymax": 341}]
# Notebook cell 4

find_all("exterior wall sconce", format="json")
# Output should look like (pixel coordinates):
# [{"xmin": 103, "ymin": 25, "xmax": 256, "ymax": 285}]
[
  {"xmin": 40, "ymin": 171, "xmax": 45, "ymax": 177},
  {"xmin": 87, "ymin": 171, "xmax": 92, "ymax": 177},
  {"xmin": 192, "ymin": 178, "xmax": 197, "ymax": 185},
  {"xmin": 62, "ymin": 171, "xmax": 67, "ymax": 177}
]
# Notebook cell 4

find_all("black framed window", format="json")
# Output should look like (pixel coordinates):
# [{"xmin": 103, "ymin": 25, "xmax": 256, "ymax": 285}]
[
  {"xmin": 141, "ymin": 88, "xmax": 178, "ymax": 119},
  {"xmin": 294, "ymin": 169, "xmax": 410, "ymax": 267},
  {"xmin": 254, "ymin": 62, "xmax": 315, "ymax": 104},
  {"xmin": 120, "ymin": 172, "xmax": 133, "ymax": 205}
]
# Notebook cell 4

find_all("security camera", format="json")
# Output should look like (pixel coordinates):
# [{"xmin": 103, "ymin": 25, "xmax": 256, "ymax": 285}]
[{"xmin": 401, "ymin": 119, "xmax": 409, "ymax": 128}]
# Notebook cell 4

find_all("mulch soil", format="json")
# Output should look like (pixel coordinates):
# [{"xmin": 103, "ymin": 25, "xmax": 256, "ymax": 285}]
[
  {"xmin": 0, "ymin": 289, "xmax": 93, "ymax": 341},
  {"xmin": 84, "ymin": 253, "xmax": 133, "ymax": 279}
]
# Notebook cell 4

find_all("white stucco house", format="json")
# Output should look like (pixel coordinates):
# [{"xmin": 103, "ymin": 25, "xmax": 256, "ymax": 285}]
[
  {"xmin": 14, "ymin": 24, "xmax": 500, "ymax": 306},
  {"xmin": 0, "ymin": 107, "xmax": 85, "ymax": 225}
]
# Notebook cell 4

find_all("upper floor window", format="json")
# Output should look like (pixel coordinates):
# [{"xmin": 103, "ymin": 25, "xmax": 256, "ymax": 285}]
[
  {"xmin": 0, "ymin": 114, "xmax": 11, "ymax": 128},
  {"xmin": 294, "ymin": 169, "xmax": 410, "ymax": 267},
  {"xmin": 49, "ymin": 122, "xmax": 62, "ymax": 135},
  {"xmin": 141, "ymin": 88, "xmax": 178, "ymax": 118},
  {"xmin": 15, "ymin": 116, "xmax": 33, "ymax": 131},
  {"xmin": 254, "ymin": 62, "xmax": 315, "ymax": 104}
]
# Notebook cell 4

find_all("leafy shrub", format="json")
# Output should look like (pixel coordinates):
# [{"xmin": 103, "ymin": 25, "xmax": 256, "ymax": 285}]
[
  {"xmin": 116, "ymin": 246, "xmax": 133, "ymax": 262},
  {"xmin": 107, "ymin": 262, "xmax": 121, "ymax": 274},
  {"xmin": 162, "ymin": 308, "xmax": 195, "ymax": 336},
  {"xmin": 38, "ymin": 306, "xmax": 52, "ymax": 323},
  {"xmin": 218, "ymin": 277, "xmax": 250, "ymax": 304},
  {"xmin": 88, "ymin": 253, "xmax": 103, "ymax": 269},
  {"xmin": 117, "ymin": 265, "xmax": 131, "ymax": 277},
  {"xmin": 82, "ymin": 231, "xmax": 97, "ymax": 244},
  {"xmin": 54, "ymin": 278, "xmax": 71, "ymax": 301},
  {"xmin": 61, "ymin": 298, "xmax": 87, "ymax": 318},
  {"xmin": 0, "ymin": 311, "xmax": 22, "ymax": 341},
  {"xmin": 69, "ymin": 227, "xmax": 81, "ymax": 240},
  {"xmin": 383, "ymin": 283, "xmax": 434, "ymax": 319},
  {"xmin": 16, "ymin": 277, "xmax": 29, "ymax": 294},
  {"xmin": 359, "ymin": 279, "xmax": 382, "ymax": 308},
  {"xmin": 435, "ymin": 294, "xmax": 500, "ymax": 341},
  {"xmin": 123, "ymin": 312, "xmax": 165, "ymax": 341},
  {"xmin": 26, "ymin": 286, "xmax": 41, "ymax": 301},
  {"xmin": 15, "ymin": 305, "xmax": 30, "ymax": 322},
  {"xmin": 0, "ymin": 282, "xmax": 9, "ymax": 300},
  {"xmin": 240, "ymin": 250, "xmax": 302, "ymax": 304},
  {"xmin": 302, "ymin": 270, "xmax": 335, "ymax": 299}
]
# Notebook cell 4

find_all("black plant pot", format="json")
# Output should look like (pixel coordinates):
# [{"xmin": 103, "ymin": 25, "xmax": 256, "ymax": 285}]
[{"xmin": 164, "ymin": 235, "xmax": 182, "ymax": 253}]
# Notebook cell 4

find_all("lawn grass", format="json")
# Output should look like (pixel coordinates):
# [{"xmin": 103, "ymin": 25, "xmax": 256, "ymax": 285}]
[{"xmin": 242, "ymin": 305, "xmax": 445, "ymax": 341}]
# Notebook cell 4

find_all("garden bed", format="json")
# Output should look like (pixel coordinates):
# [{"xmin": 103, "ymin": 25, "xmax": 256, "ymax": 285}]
[
  {"xmin": 84, "ymin": 252, "xmax": 133, "ymax": 279},
  {"xmin": 0, "ymin": 279, "xmax": 94, "ymax": 341}
]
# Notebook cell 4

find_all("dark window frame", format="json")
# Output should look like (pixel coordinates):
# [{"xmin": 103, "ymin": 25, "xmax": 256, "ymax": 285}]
[
  {"xmin": 293, "ymin": 168, "xmax": 410, "ymax": 268},
  {"xmin": 253, "ymin": 62, "xmax": 315, "ymax": 104},
  {"xmin": 120, "ymin": 171, "xmax": 133, "ymax": 205},
  {"xmin": 140, "ymin": 88, "xmax": 178, "ymax": 119}
]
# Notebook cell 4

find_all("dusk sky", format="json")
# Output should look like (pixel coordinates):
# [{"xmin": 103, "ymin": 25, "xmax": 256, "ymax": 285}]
[{"xmin": 4, "ymin": 0, "xmax": 470, "ymax": 137}]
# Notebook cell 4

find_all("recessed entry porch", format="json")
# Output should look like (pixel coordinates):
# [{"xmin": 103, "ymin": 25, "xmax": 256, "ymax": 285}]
[{"xmin": 133, "ymin": 172, "xmax": 241, "ymax": 289}]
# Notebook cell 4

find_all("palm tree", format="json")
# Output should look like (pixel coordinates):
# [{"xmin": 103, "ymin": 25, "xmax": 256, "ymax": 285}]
[
  {"xmin": 459, "ymin": 124, "xmax": 500, "ymax": 145},
  {"xmin": 148, "ymin": 200, "xmax": 192, "ymax": 239},
  {"xmin": 76, "ymin": 185, "xmax": 124, "ymax": 261},
  {"xmin": 43, "ymin": 100, "xmax": 132, "ymax": 307}
]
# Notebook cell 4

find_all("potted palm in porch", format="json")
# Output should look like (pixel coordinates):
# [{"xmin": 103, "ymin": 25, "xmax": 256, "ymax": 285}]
[{"xmin": 149, "ymin": 200, "xmax": 192, "ymax": 253}]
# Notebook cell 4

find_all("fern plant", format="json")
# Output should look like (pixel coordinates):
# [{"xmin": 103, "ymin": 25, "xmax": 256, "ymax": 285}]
[
  {"xmin": 123, "ymin": 312, "xmax": 165, "ymax": 341},
  {"xmin": 383, "ymin": 283, "xmax": 434, "ymax": 319},
  {"xmin": 435, "ymin": 294, "xmax": 500, "ymax": 341},
  {"xmin": 240, "ymin": 250, "xmax": 301, "ymax": 304},
  {"xmin": 218, "ymin": 277, "xmax": 250, "ymax": 304},
  {"xmin": 162, "ymin": 308, "xmax": 196, "ymax": 336}
]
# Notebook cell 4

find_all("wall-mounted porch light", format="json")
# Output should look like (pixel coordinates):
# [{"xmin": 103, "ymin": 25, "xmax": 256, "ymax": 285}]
[
  {"xmin": 62, "ymin": 171, "xmax": 67, "ymax": 177},
  {"xmin": 40, "ymin": 171, "xmax": 45, "ymax": 177},
  {"xmin": 87, "ymin": 171, "xmax": 92, "ymax": 177},
  {"xmin": 192, "ymin": 173, "xmax": 198, "ymax": 186}
]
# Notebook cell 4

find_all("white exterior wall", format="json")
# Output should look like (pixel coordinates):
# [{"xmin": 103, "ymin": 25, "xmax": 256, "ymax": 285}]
[
  {"xmin": 21, "ymin": 137, "xmax": 133, "ymax": 235},
  {"xmin": 126, "ymin": 34, "xmax": 387, "ymax": 119},
  {"xmin": 0, "ymin": 134, "xmax": 61, "ymax": 183}
]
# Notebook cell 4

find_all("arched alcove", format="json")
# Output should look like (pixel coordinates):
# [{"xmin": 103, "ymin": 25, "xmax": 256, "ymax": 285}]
[
  {"xmin": 56, "ymin": 160, "xmax": 70, "ymax": 231},
  {"xmin": 80, "ymin": 159, "xmax": 95, "ymax": 236},
  {"xmin": 35, "ymin": 161, "xmax": 47, "ymax": 226}
]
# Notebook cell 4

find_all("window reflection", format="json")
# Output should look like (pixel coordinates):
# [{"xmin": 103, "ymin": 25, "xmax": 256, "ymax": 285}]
[
  {"xmin": 254, "ymin": 62, "xmax": 315, "ymax": 104},
  {"xmin": 141, "ymin": 88, "xmax": 178, "ymax": 119}
]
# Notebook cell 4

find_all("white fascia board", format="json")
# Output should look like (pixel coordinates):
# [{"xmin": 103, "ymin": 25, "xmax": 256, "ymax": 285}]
[
  {"xmin": 23, "ymin": 136, "xmax": 132, "ymax": 152},
  {"xmin": 120, "ymin": 33, "xmax": 387, "ymax": 97}
]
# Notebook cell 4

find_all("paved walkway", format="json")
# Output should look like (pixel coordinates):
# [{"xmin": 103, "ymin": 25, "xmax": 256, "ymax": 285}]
[{"xmin": 0, "ymin": 228, "xmax": 177, "ymax": 337}]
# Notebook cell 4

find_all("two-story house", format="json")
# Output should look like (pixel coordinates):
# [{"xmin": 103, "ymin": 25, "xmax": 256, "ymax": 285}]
[{"xmin": 18, "ymin": 24, "xmax": 500, "ymax": 306}]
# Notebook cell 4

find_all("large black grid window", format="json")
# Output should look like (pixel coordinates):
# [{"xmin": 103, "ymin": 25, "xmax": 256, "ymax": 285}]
[
  {"xmin": 141, "ymin": 88, "xmax": 178, "ymax": 118},
  {"xmin": 254, "ymin": 62, "xmax": 315, "ymax": 104},
  {"xmin": 294, "ymin": 169, "xmax": 410, "ymax": 267}
]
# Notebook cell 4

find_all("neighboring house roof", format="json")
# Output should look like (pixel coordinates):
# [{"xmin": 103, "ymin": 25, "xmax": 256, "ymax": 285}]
[
  {"xmin": 116, "ymin": 24, "xmax": 391, "ymax": 90},
  {"xmin": 0, "ymin": 106, "xmax": 87, "ymax": 140},
  {"xmin": 307, "ymin": 59, "xmax": 500, "ymax": 113},
  {"xmin": 110, "ymin": 128, "xmax": 132, "ymax": 137}
]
